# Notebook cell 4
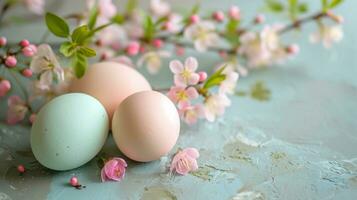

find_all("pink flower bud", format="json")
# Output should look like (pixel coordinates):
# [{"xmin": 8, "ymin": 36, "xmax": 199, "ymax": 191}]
[
  {"xmin": 17, "ymin": 165, "xmax": 25, "ymax": 173},
  {"xmin": 175, "ymin": 46, "xmax": 185, "ymax": 56},
  {"xmin": 126, "ymin": 41, "xmax": 140, "ymax": 56},
  {"xmin": 287, "ymin": 44, "xmax": 300, "ymax": 55},
  {"xmin": 19, "ymin": 39, "xmax": 30, "ymax": 47},
  {"xmin": 0, "ymin": 36, "xmax": 7, "ymax": 47},
  {"xmin": 254, "ymin": 14, "xmax": 265, "ymax": 24},
  {"xmin": 5, "ymin": 56, "xmax": 17, "ymax": 67},
  {"xmin": 163, "ymin": 21, "xmax": 173, "ymax": 31},
  {"xmin": 29, "ymin": 113, "xmax": 36, "ymax": 124},
  {"xmin": 198, "ymin": 71, "xmax": 207, "ymax": 82},
  {"xmin": 212, "ymin": 11, "xmax": 225, "ymax": 22},
  {"xmin": 229, "ymin": 6, "xmax": 240, "ymax": 20},
  {"xmin": 0, "ymin": 79, "xmax": 11, "ymax": 97},
  {"xmin": 22, "ymin": 69, "xmax": 33, "ymax": 77},
  {"xmin": 152, "ymin": 39, "xmax": 163, "ymax": 48},
  {"xmin": 70, "ymin": 176, "xmax": 79, "ymax": 187},
  {"xmin": 139, "ymin": 46, "xmax": 145, "ymax": 53},
  {"xmin": 22, "ymin": 45, "xmax": 37, "ymax": 57},
  {"xmin": 189, "ymin": 15, "xmax": 200, "ymax": 24}
]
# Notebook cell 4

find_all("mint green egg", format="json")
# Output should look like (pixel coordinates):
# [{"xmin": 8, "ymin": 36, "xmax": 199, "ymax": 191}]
[{"xmin": 31, "ymin": 93, "xmax": 109, "ymax": 171}]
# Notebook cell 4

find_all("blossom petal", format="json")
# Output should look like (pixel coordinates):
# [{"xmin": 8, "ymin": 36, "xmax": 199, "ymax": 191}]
[
  {"xmin": 186, "ymin": 87, "xmax": 199, "ymax": 99},
  {"xmin": 183, "ymin": 148, "xmax": 200, "ymax": 159},
  {"xmin": 39, "ymin": 71, "xmax": 53, "ymax": 89},
  {"xmin": 188, "ymin": 73, "xmax": 200, "ymax": 85},
  {"xmin": 169, "ymin": 60, "xmax": 184, "ymax": 74},
  {"xmin": 184, "ymin": 57, "xmax": 198, "ymax": 72},
  {"xmin": 174, "ymin": 75, "xmax": 186, "ymax": 87}
]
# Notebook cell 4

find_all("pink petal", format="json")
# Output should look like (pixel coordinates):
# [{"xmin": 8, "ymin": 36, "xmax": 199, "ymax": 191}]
[
  {"xmin": 185, "ymin": 57, "xmax": 198, "ymax": 72},
  {"xmin": 189, "ymin": 159, "xmax": 198, "ymax": 171},
  {"xmin": 188, "ymin": 73, "xmax": 200, "ymax": 85},
  {"xmin": 101, "ymin": 168, "xmax": 109, "ymax": 182},
  {"xmin": 175, "ymin": 160, "xmax": 190, "ymax": 175},
  {"xmin": 174, "ymin": 75, "xmax": 186, "ymax": 87},
  {"xmin": 169, "ymin": 60, "xmax": 183, "ymax": 74},
  {"xmin": 7, "ymin": 96, "xmax": 23, "ymax": 107},
  {"xmin": 186, "ymin": 87, "xmax": 199, "ymax": 99},
  {"xmin": 113, "ymin": 158, "xmax": 127, "ymax": 168},
  {"xmin": 183, "ymin": 148, "xmax": 200, "ymax": 159}
]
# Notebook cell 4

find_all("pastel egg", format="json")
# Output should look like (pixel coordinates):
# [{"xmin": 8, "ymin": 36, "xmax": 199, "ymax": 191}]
[
  {"xmin": 31, "ymin": 93, "xmax": 109, "ymax": 171},
  {"xmin": 112, "ymin": 91, "xmax": 180, "ymax": 162},
  {"xmin": 69, "ymin": 62, "xmax": 152, "ymax": 120}
]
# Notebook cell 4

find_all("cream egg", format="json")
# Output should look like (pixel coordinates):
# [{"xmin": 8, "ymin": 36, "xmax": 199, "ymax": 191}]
[
  {"xmin": 31, "ymin": 93, "xmax": 109, "ymax": 171},
  {"xmin": 112, "ymin": 91, "xmax": 180, "ymax": 162},
  {"xmin": 69, "ymin": 62, "xmax": 152, "ymax": 120}
]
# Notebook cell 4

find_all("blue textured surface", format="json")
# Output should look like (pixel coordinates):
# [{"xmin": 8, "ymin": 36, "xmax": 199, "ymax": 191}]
[{"xmin": 1, "ymin": 0, "xmax": 357, "ymax": 199}]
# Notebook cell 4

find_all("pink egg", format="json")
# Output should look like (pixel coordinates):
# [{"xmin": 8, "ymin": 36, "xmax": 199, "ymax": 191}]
[
  {"xmin": 112, "ymin": 91, "xmax": 180, "ymax": 162},
  {"xmin": 69, "ymin": 62, "xmax": 152, "ymax": 120}
]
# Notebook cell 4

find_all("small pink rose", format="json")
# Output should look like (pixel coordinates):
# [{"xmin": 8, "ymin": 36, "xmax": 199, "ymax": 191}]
[
  {"xmin": 101, "ymin": 157, "xmax": 127, "ymax": 182},
  {"xmin": 170, "ymin": 148, "xmax": 199, "ymax": 175}
]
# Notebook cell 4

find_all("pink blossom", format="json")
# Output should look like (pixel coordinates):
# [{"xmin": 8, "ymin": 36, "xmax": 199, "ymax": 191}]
[
  {"xmin": 309, "ymin": 25, "xmax": 343, "ymax": 48},
  {"xmin": 178, "ymin": 104, "xmax": 204, "ymax": 125},
  {"xmin": 137, "ymin": 51, "xmax": 171, "ymax": 74},
  {"xmin": 184, "ymin": 21, "xmax": 219, "ymax": 52},
  {"xmin": 204, "ymin": 94, "xmax": 231, "ymax": 122},
  {"xmin": 22, "ymin": 69, "xmax": 33, "ymax": 77},
  {"xmin": 254, "ymin": 14, "xmax": 265, "ymax": 24},
  {"xmin": 0, "ymin": 80, "xmax": 11, "ymax": 97},
  {"xmin": 101, "ymin": 157, "xmax": 127, "ymax": 182},
  {"xmin": 219, "ymin": 69, "xmax": 239, "ymax": 95},
  {"xmin": 212, "ymin": 11, "xmax": 225, "ymax": 22},
  {"xmin": 0, "ymin": 36, "xmax": 7, "ymax": 46},
  {"xmin": 169, "ymin": 57, "xmax": 200, "ymax": 87},
  {"xmin": 5, "ymin": 56, "xmax": 17, "ymax": 67},
  {"xmin": 7, "ymin": 96, "xmax": 28, "ymax": 125},
  {"xmin": 175, "ymin": 46, "xmax": 185, "ymax": 56},
  {"xmin": 126, "ymin": 41, "xmax": 140, "ymax": 56},
  {"xmin": 19, "ymin": 39, "xmax": 30, "ymax": 47},
  {"xmin": 198, "ymin": 71, "xmax": 207, "ymax": 82},
  {"xmin": 170, "ymin": 148, "xmax": 199, "ymax": 175},
  {"xmin": 164, "ymin": 14, "xmax": 183, "ymax": 33},
  {"xmin": 167, "ymin": 86, "xmax": 199, "ymax": 107},
  {"xmin": 87, "ymin": 0, "xmax": 117, "ymax": 20},
  {"xmin": 22, "ymin": 44, "xmax": 37, "ymax": 57},
  {"xmin": 287, "ymin": 44, "xmax": 300, "ymax": 55},
  {"xmin": 152, "ymin": 39, "xmax": 163, "ymax": 48},
  {"xmin": 150, "ymin": 0, "xmax": 171, "ymax": 17},
  {"xmin": 229, "ymin": 6, "xmax": 240, "ymax": 20},
  {"xmin": 189, "ymin": 15, "xmax": 200, "ymax": 24},
  {"xmin": 23, "ymin": 0, "xmax": 45, "ymax": 15}
]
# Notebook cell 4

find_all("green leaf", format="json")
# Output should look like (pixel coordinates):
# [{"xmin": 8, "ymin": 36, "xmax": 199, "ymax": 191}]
[
  {"xmin": 203, "ymin": 65, "xmax": 227, "ymax": 89},
  {"xmin": 288, "ymin": 0, "xmax": 298, "ymax": 20},
  {"xmin": 321, "ymin": 0, "xmax": 329, "ymax": 11},
  {"xmin": 144, "ymin": 15, "xmax": 155, "ymax": 41},
  {"xmin": 112, "ymin": 14, "xmax": 125, "ymax": 24},
  {"xmin": 126, "ymin": 0, "xmax": 137, "ymax": 14},
  {"xmin": 78, "ymin": 46, "xmax": 96, "ymax": 57},
  {"xmin": 88, "ymin": 7, "xmax": 98, "ymax": 30},
  {"xmin": 59, "ymin": 42, "xmax": 76, "ymax": 57},
  {"xmin": 298, "ymin": 3, "xmax": 308, "ymax": 13},
  {"xmin": 71, "ymin": 25, "xmax": 90, "ymax": 44},
  {"xmin": 329, "ymin": 0, "xmax": 343, "ymax": 8},
  {"xmin": 190, "ymin": 3, "xmax": 200, "ymax": 15},
  {"xmin": 45, "ymin": 12, "xmax": 70, "ymax": 38},
  {"xmin": 266, "ymin": 0, "xmax": 284, "ymax": 12},
  {"xmin": 203, "ymin": 75, "xmax": 226, "ymax": 89},
  {"xmin": 72, "ymin": 53, "xmax": 87, "ymax": 78}
]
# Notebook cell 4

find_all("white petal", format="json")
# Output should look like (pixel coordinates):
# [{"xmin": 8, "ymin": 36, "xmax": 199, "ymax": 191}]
[
  {"xmin": 169, "ymin": 60, "xmax": 184, "ymax": 73},
  {"xmin": 185, "ymin": 57, "xmax": 198, "ymax": 71}
]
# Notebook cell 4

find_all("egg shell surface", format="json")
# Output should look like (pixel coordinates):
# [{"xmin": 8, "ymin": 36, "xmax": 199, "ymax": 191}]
[
  {"xmin": 69, "ymin": 62, "xmax": 152, "ymax": 120},
  {"xmin": 112, "ymin": 91, "xmax": 180, "ymax": 162},
  {"xmin": 31, "ymin": 93, "xmax": 109, "ymax": 171}
]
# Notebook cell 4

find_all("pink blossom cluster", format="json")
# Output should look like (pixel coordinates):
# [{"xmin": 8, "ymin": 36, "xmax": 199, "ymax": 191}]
[
  {"xmin": 0, "ymin": 36, "xmax": 38, "ymax": 124},
  {"xmin": 167, "ymin": 57, "xmax": 238, "ymax": 125}
]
